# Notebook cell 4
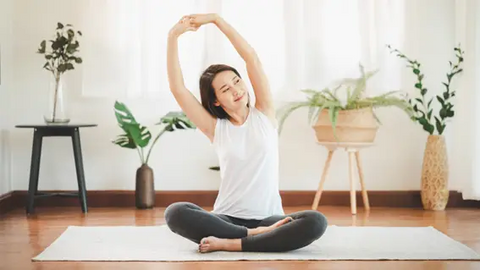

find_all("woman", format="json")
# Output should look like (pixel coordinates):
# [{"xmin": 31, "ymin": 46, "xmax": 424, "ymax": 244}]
[{"xmin": 165, "ymin": 13, "xmax": 328, "ymax": 253}]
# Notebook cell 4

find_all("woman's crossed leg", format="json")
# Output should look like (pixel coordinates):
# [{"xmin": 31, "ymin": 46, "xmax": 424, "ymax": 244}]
[{"xmin": 164, "ymin": 202, "xmax": 328, "ymax": 253}]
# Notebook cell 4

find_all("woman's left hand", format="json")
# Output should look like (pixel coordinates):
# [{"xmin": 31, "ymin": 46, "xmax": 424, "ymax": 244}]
[{"xmin": 188, "ymin": 13, "xmax": 219, "ymax": 27}]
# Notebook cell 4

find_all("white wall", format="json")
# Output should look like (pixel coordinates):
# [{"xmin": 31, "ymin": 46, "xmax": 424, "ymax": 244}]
[
  {"xmin": 0, "ymin": 0, "xmax": 14, "ymax": 196},
  {"xmin": 7, "ymin": 0, "xmax": 465, "ymax": 193}
]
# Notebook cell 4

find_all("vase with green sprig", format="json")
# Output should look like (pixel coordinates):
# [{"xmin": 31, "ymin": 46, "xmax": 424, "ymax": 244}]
[
  {"xmin": 277, "ymin": 64, "xmax": 414, "ymax": 143},
  {"xmin": 112, "ymin": 101, "xmax": 196, "ymax": 209},
  {"xmin": 387, "ymin": 45, "xmax": 465, "ymax": 211},
  {"xmin": 37, "ymin": 22, "xmax": 82, "ymax": 124}
]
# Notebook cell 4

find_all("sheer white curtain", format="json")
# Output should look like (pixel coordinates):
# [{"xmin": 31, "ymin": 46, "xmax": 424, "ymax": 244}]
[
  {"xmin": 78, "ymin": 0, "xmax": 406, "ymax": 102},
  {"xmin": 450, "ymin": 0, "xmax": 480, "ymax": 200}
]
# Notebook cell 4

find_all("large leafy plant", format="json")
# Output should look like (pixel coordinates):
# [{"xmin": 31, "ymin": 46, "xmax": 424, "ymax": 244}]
[
  {"xmin": 276, "ymin": 64, "xmax": 414, "ymax": 137},
  {"xmin": 112, "ymin": 101, "xmax": 196, "ymax": 165},
  {"xmin": 36, "ymin": 22, "xmax": 82, "ymax": 121},
  {"xmin": 387, "ymin": 45, "xmax": 464, "ymax": 135}
]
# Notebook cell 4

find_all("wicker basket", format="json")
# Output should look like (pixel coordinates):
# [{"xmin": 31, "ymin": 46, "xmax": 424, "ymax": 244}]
[
  {"xmin": 312, "ymin": 107, "xmax": 379, "ymax": 143},
  {"xmin": 421, "ymin": 135, "xmax": 449, "ymax": 210}
]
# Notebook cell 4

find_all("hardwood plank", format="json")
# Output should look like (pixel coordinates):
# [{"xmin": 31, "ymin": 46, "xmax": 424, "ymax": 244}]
[{"xmin": 1, "ymin": 206, "xmax": 479, "ymax": 269}]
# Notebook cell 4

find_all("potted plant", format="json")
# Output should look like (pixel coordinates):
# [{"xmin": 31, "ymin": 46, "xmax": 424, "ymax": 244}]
[
  {"xmin": 37, "ymin": 22, "xmax": 82, "ymax": 123},
  {"xmin": 112, "ymin": 101, "xmax": 196, "ymax": 209},
  {"xmin": 277, "ymin": 64, "xmax": 414, "ymax": 143},
  {"xmin": 387, "ymin": 44, "xmax": 465, "ymax": 211}
]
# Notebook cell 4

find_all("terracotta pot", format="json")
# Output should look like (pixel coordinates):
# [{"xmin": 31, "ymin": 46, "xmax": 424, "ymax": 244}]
[
  {"xmin": 312, "ymin": 107, "xmax": 379, "ymax": 143},
  {"xmin": 421, "ymin": 135, "xmax": 449, "ymax": 210},
  {"xmin": 135, "ymin": 164, "xmax": 155, "ymax": 209}
]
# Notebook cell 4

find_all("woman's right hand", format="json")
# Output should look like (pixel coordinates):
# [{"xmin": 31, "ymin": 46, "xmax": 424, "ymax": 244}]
[{"xmin": 169, "ymin": 15, "xmax": 199, "ymax": 37}]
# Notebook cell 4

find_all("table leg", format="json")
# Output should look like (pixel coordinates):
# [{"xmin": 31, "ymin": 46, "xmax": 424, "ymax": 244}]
[
  {"xmin": 355, "ymin": 151, "xmax": 370, "ymax": 211},
  {"xmin": 27, "ymin": 129, "xmax": 43, "ymax": 215},
  {"xmin": 72, "ymin": 128, "xmax": 88, "ymax": 213},
  {"xmin": 312, "ymin": 150, "xmax": 334, "ymax": 210},
  {"xmin": 348, "ymin": 151, "xmax": 357, "ymax": 215}
]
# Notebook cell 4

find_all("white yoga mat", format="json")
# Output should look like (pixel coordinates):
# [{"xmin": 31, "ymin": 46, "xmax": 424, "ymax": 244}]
[{"xmin": 32, "ymin": 225, "xmax": 480, "ymax": 261}]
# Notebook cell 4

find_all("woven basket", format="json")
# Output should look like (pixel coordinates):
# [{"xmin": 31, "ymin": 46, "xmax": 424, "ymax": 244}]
[
  {"xmin": 421, "ymin": 135, "xmax": 449, "ymax": 210},
  {"xmin": 312, "ymin": 107, "xmax": 379, "ymax": 143}
]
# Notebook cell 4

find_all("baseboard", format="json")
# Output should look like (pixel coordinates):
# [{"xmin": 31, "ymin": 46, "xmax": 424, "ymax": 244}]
[
  {"xmin": 0, "ymin": 191, "xmax": 19, "ymax": 216},
  {"xmin": 1, "ymin": 190, "xmax": 478, "ymax": 214}
]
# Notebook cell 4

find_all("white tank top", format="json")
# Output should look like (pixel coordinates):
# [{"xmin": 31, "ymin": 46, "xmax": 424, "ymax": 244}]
[{"xmin": 211, "ymin": 106, "xmax": 285, "ymax": 220}]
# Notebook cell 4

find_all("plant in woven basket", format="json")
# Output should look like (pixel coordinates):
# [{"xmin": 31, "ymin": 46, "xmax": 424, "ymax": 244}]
[
  {"xmin": 386, "ymin": 45, "xmax": 465, "ymax": 211},
  {"xmin": 387, "ymin": 45, "xmax": 464, "ymax": 135},
  {"xmin": 277, "ymin": 64, "xmax": 414, "ymax": 141}
]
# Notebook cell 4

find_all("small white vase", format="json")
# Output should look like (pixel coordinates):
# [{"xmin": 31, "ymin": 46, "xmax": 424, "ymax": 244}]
[{"xmin": 44, "ymin": 76, "xmax": 70, "ymax": 124}]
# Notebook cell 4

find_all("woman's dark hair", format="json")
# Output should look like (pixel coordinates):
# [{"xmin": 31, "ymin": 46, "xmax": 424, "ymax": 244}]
[{"xmin": 199, "ymin": 64, "xmax": 248, "ymax": 119}]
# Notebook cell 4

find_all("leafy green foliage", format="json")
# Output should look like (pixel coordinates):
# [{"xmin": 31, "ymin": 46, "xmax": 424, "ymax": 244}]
[
  {"xmin": 112, "ymin": 101, "xmax": 196, "ymax": 165},
  {"xmin": 276, "ymin": 64, "xmax": 414, "ymax": 139},
  {"xmin": 37, "ymin": 22, "xmax": 82, "ymax": 78},
  {"xmin": 37, "ymin": 22, "xmax": 82, "ymax": 121},
  {"xmin": 387, "ymin": 45, "xmax": 464, "ymax": 135}
]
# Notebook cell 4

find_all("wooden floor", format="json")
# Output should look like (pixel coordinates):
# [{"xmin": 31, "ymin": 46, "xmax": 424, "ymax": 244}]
[{"xmin": 1, "ymin": 206, "xmax": 480, "ymax": 270}]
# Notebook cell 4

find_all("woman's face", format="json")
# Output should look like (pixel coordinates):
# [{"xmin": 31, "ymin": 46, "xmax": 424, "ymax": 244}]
[{"xmin": 212, "ymin": 70, "xmax": 249, "ymax": 111}]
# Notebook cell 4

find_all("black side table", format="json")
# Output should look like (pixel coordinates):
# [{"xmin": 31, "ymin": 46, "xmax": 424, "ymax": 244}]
[{"xmin": 15, "ymin": 124, "xmax": 97, "ymax": 214}]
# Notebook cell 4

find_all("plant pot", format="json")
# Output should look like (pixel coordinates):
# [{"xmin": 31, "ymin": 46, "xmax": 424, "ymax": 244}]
[
  {"xmin": 135, "ymin": 164, "xmax": 155, "ymax": 209},
  {"xmin": 44, "ymin": 76, "xmax": 70, "ymax": 124},
  {"xmin": 421, "ymin": 135, "xmax": 449, "ymax": 210},
  {"xmin": 312, "ymin": 107, "xmax": 379, "ymax": 143}
]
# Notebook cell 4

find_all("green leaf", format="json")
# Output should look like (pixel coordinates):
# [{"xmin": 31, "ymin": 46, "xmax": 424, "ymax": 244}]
[
  {"xmin": 301, "ymin": 89, "xmax": 319, "ymax": 97},
  {"xmin": 443, "ymin": 92, "xmax": 449, "ymax": 100},
  {"xmin": 112, "ymin": 134, "xmax": 137, "ymax": 149},
  {"xmin": 308, "ymin": 106, "xmax": 319, "ymax": 125},
  {"xmin": 415, "ymin": 98, "xmax": 423, "ymax": 104},
  {"xmin": 328, "ymin": 106, "xmax": 340, "ymax": 140},
  {"xmin": 276, "ymin": 101, "xmax": 310, "ymax": 134},
  {"xmin": 413, "ymin": 104, "xmax": 419, "ymax": 112},
  {"xmin": 75, "ymin": 57, "xmax": 82, "ymax": 64},
  {"xmin": 439, "ymin": 108, "xmax": 447, "ymax": 118},
  {"xmin": 57, "ymin": 64, "xmax": 66, "ymax": 72},
  {"xmin": 413, "ymin": 69, "xmax": 420, "ymax": 74},
  {"xmin": 436, "ymin": 96, "xmax": 445, "ymax": 106},
  {"xmin": 434, "ymin": 116, "xmax": 444, "ymax": 134},
  {"xmin": 57, "ymin": 22, "xmax": 64, "ymax": 29},
  {"xmin": 122, "ymin": 122, "xmax": 151, "ymax": 148},
  {"xmin": 114, "ymin": 101, "xmax": 139, "ymax": 125},
  {"xmin": 427, "ymin": 109, "xmax": 433, "ymax": 120},
  {"xmin": 418, "ymin": 117, "xmax": 428, "ymax": 126},
  {"xmin": 415, "ymin": 83, "xmax": 422, "ymax": 89},
  {"xmin": 424, "ymin": 122, "xmax": 435, "ymax": 134},
  {"xmin": 427, "ymin": 98, "xmax": 433, "ymax": 108},
  {"xmin": 421, "ymin": 88, "xmax": 427, "ymax": 95},
  {"xmin": 67, "ymin": 29, "xmax": 74, "ymax": 39},
  {"xmin": 157, "ymin": 111, "xmax": 196, "ymax": 131}
]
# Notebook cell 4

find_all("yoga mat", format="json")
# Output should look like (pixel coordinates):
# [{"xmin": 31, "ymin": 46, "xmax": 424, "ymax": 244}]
[{"xmin": 32, "ymin": 225, "xmax": 480, "ymax": 261}]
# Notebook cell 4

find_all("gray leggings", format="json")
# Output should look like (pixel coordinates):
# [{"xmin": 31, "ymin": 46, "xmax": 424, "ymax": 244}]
[{"xmin": 164, "ymin": 202, "xmax": 328, "ymax": 252}]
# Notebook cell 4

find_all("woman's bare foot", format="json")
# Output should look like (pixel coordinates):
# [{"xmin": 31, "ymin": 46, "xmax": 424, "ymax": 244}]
[
  {"xmin": 248, "ymin": 216, "xmax": 293, "ymax": 236},
  {"xmin": 198, "ymin": 236, "xmax": 241, "ymax": 253}
]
